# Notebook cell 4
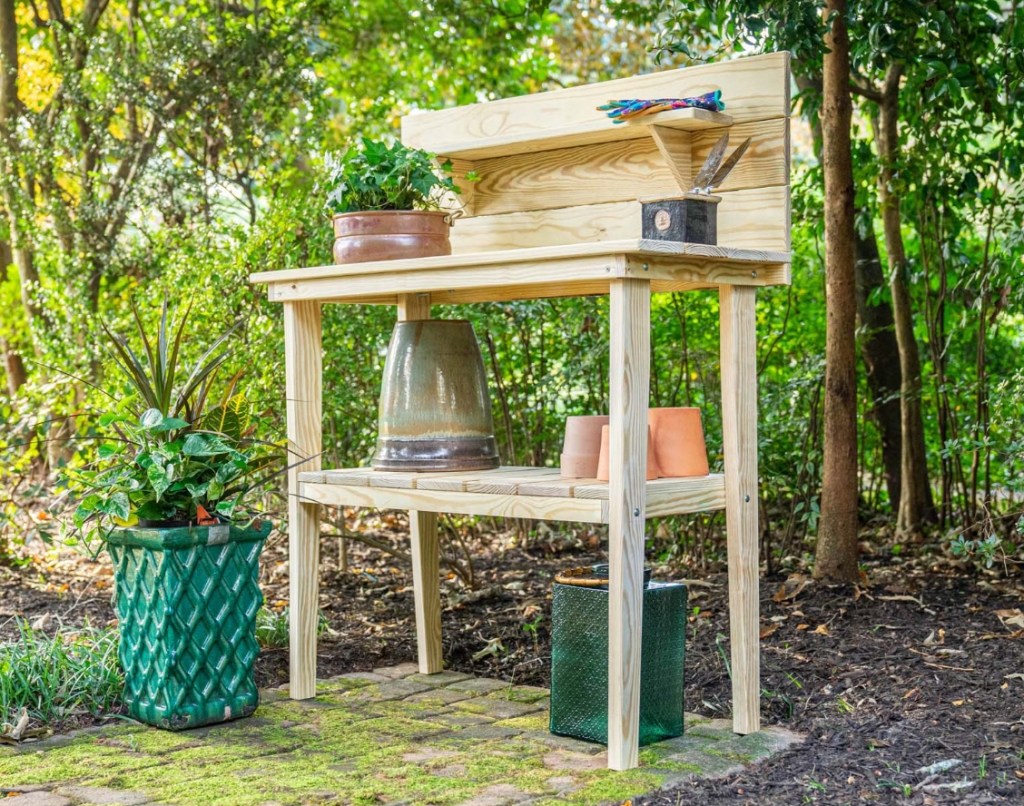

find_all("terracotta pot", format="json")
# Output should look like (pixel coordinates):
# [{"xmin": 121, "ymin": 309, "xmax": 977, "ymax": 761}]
[
  {"xmin": 332, "ymin": 210, "xmax": 451, "ymax": 265},
  {"xmin": 560, "ymin": 415, "xmax": 608, "ymax": 479},
  {"xmin": 373, "ymin": 319, "xmax": 499, "ymax": 472},
  {"xmin": 596, "ymin": 424, "xmax": 660, "ymax": 482},
  {"xmin": 648, "ymin": 407, "xmax": 709, "ymax": 477}
]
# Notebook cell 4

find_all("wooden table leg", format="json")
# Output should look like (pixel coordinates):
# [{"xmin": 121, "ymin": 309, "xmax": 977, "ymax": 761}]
[
  {"xmin": 396, "ymin": 293, "xmax": 442, "ymax": 673},
  {"xmin": 719, "ymin": 285, "xmax": 761, "ymax": 734},
  {"xmin": 607, "ymin": 278, "xmax": 651, "ymax": 771},
  {"xmin": 285, "ymin": 301, "xmax": 322, "ymax": 701},
  {"xmin": 410, "ymin": 511, "xmax": 442, "ymax": 673}
]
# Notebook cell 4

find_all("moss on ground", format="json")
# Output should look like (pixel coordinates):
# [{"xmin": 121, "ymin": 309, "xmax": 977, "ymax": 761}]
[{"xmin": 0, "ymin": 673, "xmax": 798, "ymax": 805}]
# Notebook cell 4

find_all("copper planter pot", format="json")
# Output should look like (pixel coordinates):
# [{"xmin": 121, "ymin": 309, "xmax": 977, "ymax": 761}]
[
  {"xmin": 332, "ymin": 210, "xmax": 451, "ymax": 265},
  {"xmin": 373, "ymin": 320, "xmax": 499, "ymax": 472}
]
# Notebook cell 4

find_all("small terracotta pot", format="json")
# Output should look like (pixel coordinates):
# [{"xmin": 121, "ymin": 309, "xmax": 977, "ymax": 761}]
[
  {"xmin": 648, "ymin": 407, "xmax": 709, "ymax": 477},
  {"xmin": 560, "ymin": 415, "xmax": 608, "ymax": 479},
  {"xmin": 596, "ymin": 424, "xmax": 660, "ymax": 482},
  {"xmin": 332, "ymin": 210, "xmax": 452, "ymax": 264}
]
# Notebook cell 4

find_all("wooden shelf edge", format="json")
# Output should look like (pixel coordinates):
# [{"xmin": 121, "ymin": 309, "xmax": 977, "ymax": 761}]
[
  {"xmin": 422, "ymin": 108, "xmax": 734, "ymax": 162},
  {"xmin": 250, "ymin": 240, "xmax": 790, "ymax": 286},
  {"xmin": 297, "ymin": 468, "xmax": 726, "ymax": 522}
]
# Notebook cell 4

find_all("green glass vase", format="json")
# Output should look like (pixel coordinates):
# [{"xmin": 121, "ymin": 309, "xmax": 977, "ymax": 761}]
[{"xmin": 107, "ymin": 520, "xmax": 271, "ymax": 730}]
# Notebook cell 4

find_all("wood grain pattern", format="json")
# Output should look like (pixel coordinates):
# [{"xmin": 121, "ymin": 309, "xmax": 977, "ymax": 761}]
[
  {"xmin": 414, "ymin": 467, "xmax": 536, "ymax": 492},
  {"xmin": 449, "ymin": 188, "xmax": 791, "ymax": 255},
  {"xmin": 296, "ymin": 467, "xmax": 725, "ymax": 517},
  {"xmin": 410, "ymin": 510, "xmax": 442, "ymax": 673},
  {"xmin": 649, "ymin": 124, "xmax": 692, "ymax": 194},
  {"xmin": 299, "ymin": 482, "xmax": 605, "ymax": 523},
  {"xmin": 265, "ymin": 272, "xmax": 789, "ymax": 308},
  {"xmin": 720, "ymin": 285, "xmax": 761, "ymax": 735},
  {"xmin": 252, "ymin": 239, "xmax": 786, "ymax": 285},
  {"xmin": 284, "ymin": 301, "xmax": 322, "ymax": 701},
  {"xmin": 469, "ymin": 138, "xmax": 675, "ymax": 217},
  {"xmin": 407, "ymin": 107, "xmax": 731, "ymax": 161},
  {"xmin": 465, "ymin": 118, "xmax": 787, "ymax": 218},
  {"xmin": 402, "ymin": 52, "xmax": 789, "ymax": 157},
  {"xmin": 463, "ymin": 468, "xmax": 562, "ymax": 494},
  {"xmin": 689, "ymin": 118, "xmax": 790, "ymax": 195},
  {"xmin": 397, "ymin": 292, "xmax": 431, "ymax": 321},
  {"xmin": 606, "ymin": 278, "xmax": 650, "ymax": 771}
]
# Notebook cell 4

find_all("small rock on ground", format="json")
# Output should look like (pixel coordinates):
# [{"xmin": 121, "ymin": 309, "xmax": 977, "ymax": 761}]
[
  {"xmin": 4, "ymin": 793, "xmax": 73, "ymax": 806},
  {"xmin": 55, "ymin": 786, "xmax": 150, "ymax": 805}
]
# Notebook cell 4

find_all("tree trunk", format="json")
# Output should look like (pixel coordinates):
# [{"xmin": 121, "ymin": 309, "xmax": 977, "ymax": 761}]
[
  {"xmin": 853, "ymin": 216, "xmax": 903, "ymax": 509},
  {"xmin": 873, "ymin": 64, "xmax": 936, "ymax": 539},
  {"xmin": 0, "ymin": 238, "xmax": 26, "ymax": 394},
  {"xmin": 814, "ymin": 0, "xmax": 860, "ymax": 583},
  {"xmin": 0, "ymin": 0, "xmax": 42, "ymax": 331}
]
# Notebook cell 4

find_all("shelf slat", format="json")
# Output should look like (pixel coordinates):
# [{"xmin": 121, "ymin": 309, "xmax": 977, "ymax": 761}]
[
  {"xmin": 297, "ymin": 466, "xmax": 725, "ymax": 523},
  {"xmin": 420, "ymin": 107, "xmax": 733, "ymax": 162}
]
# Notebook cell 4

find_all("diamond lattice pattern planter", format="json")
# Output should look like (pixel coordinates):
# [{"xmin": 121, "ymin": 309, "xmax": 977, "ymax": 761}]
[
  {"xmin": 107, "ymin": 521, "xmax": 270, "ymax": 730},
  {"xmin": 550, "ymin": 576, "xmax": 687, "ymax": 746}
]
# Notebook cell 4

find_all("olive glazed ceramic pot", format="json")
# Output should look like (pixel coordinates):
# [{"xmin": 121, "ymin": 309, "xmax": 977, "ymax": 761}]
[
  {"xmin": 373, "ymin": 320, "xmax": 500, "ymax": 471},
  {"xmin": 332, "ymin": 211, "xmax": 451, "ymax": 264}
]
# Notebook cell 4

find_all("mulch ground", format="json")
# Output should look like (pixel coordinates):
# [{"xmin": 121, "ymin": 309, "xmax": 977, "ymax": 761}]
[{"xmin": 2, "ymin": 517, "xmax": 1022, "ymax": 804}]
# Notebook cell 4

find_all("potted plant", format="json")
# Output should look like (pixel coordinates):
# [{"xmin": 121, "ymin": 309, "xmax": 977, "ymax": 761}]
[
  {"xmin": 64, "ymin": 301, "xmax": 278, "ymax": 730},
  {"xmin": 323, "ymin": 138, "xmax": 465, "ymax": 265}
]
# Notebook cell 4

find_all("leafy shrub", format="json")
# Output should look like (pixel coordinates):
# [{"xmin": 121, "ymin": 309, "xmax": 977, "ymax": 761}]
[{"xmin": 61, "ymin": 301, "xmax": 278, "ymax": 543}]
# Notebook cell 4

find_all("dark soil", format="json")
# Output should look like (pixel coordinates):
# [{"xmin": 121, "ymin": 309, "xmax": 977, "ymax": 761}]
[{"xmin": 2, "ymin": 520, "xmax": 1022, "ymax": 805}]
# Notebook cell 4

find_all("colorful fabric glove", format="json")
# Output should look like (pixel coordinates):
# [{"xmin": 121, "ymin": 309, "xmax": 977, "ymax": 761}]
[{"xmin": 598, "ymin": 90, "xmax": 725, "ymax": 122}]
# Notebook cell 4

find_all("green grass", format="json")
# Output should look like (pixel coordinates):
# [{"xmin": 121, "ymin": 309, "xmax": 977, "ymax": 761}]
[
  {"xmin": 255, "ymin": 607, "xmax": 329, "ymax": 649},
  {"xmin": 0, "ymin": 619, "xmax": 123, "ymax": 728}
]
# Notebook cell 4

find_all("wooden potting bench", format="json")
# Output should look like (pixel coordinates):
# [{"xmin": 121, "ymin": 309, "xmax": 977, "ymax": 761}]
[{"xmin": 251, "ymin": 52, "xmax": 791, "ymax": 771}]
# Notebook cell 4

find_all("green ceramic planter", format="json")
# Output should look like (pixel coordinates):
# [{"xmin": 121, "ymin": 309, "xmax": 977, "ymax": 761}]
[{"xmin": 107, "ymin": 520, "xmax": 271, "ymax": 730}]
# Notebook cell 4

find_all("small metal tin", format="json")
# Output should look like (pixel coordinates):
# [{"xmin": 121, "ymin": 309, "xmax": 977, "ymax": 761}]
[{"xmin": 641, "ymin": 193, "xmax": 721, "ymax": 245}]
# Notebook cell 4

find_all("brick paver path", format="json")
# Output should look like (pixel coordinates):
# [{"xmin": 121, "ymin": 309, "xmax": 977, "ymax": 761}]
[{"xmin": 0, "ymin": 665, "xmax": 802, "ymax": 805}]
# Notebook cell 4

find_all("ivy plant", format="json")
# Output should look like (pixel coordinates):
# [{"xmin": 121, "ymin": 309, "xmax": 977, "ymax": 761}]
[{"xmin": 322, "ymin": 138, "xmax": 465, "ymax": 214}]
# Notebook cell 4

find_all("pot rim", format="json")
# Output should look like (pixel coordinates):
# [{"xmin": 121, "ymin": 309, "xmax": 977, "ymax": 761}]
[
  {"xmin": 330, "ymin": 209, "xmax": 452, "ymax": 221},
  {"xmin": 393, "ymin": 318, "xmax": 472, "ymax": 326}
]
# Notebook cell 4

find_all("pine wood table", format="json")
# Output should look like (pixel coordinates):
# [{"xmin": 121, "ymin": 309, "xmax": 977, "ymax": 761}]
[{"xmin": 252, "ymin": 52, "xmax": 791, "ymax": 772}]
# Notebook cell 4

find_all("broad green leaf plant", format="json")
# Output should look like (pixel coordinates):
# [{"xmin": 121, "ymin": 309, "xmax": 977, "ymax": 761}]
[
  {"xmin": 63, "ymin": 300, "xmax": 278, "ymax": 545},
  {"xmin": 323, "ymin": 138, "xmax": 467, "ymax": 214}
]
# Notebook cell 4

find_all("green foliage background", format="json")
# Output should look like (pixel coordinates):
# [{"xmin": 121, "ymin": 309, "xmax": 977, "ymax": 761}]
[{"xmin": 1, "ymin": 0, "xmax": 1021, "ymax": 569}]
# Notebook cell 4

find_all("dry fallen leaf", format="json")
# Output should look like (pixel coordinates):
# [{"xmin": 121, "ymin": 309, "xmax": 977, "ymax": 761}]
[
  {"xmin": 813, "ymin": 623, "xmax": 830, "ymax": 636},
  {"xmin": 878, "ymin": 594, "xmax": 925, "ymax": 607},
  {"xmin": 923, "ymin": 628, "xmax": 945, "ymax": 646},
  {"xmin": 796, "ymin": 623, "xmax": 809, "ymax": 631},
  {"xmin": 995, "ymin": 609, "xmax": 1024, "ymax": 630},
  {"xmin": 30, "ymin": 613, "xmax": 52, "ymax": 631},
  {"xmin": 773, "ymin": 576, "xmax": 810, "ymax": 603},
  {"xmin": 760, "ymin": 624, "xmax": 780, "ymax": 639},
  {"xmin": 952, "ymin": 699, "xmax": 965, "ymax": 706}
]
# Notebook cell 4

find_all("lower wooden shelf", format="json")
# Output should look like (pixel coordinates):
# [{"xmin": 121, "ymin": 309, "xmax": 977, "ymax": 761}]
[{"xmin": 297, "ymin": 466, "xmax": 725, "ymax": 524}]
